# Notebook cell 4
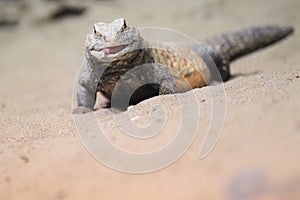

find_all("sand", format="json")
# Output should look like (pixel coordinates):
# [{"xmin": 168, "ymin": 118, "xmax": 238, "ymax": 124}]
[{"xmin": 0, "ymin": 0, "xmax": 300, "ymax": 199}]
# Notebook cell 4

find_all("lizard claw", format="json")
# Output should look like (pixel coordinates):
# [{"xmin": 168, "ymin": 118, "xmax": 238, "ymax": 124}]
[
  {"xmin": 72, "ymin": 106, "xmax": 94, "ymax": 114},
  {"xmin": 159, "ymin": 86, "xmax": 174, "ymax": 95}
]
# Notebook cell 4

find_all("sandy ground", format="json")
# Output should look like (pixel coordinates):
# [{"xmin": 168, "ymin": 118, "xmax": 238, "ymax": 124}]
[{"xmin": 0, "ymin": 0, "xmax": 300, "ymax": 199}]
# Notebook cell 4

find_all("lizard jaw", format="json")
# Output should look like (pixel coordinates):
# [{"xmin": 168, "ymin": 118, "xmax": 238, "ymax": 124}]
[
  {"xmin": 102, "ymin": 45, "xmax": 127, "ymax": 55},
  {"xmin": 89, "ymin": 44, "xmax": 128, "ymax": 61}
]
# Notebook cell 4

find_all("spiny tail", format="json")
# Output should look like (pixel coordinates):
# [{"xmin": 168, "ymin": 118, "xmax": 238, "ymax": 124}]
[{"xmin": 206, "ymin": 25, "xmax": 294, "ymax": 62}]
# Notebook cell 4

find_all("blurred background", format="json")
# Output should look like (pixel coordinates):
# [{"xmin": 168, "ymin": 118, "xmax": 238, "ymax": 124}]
[{"xmin": 0, "ymin": 0, "xmax": 299, "ymax": 199}]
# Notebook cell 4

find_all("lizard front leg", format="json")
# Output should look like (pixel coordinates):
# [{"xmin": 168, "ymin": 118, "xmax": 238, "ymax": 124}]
[
  {"xmin": 151, "ymin": 64, "xmax": 178, "ymax": 95},
  {"xmin": 74, "ymin": 69, "xmax": 97, "ymax": 114}
]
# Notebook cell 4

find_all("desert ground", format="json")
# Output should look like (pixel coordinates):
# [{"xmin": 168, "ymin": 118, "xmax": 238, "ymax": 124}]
[{"xmin": 0, "ymin": 0, "xmax": 300, "ymax": 199}]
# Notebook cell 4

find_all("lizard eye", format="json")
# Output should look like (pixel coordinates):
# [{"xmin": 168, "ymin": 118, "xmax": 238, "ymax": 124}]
[
  {"xmin": 122, "ymin": 20, "xmax": 127, "ymax": 31},
  {"xmin": 93, "ymin": 26, "xmax": 103, "ymax": 38}
]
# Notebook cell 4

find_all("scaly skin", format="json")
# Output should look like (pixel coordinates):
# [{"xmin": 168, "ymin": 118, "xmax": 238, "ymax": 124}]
[{"xmin": 74, "ymin": 18, "xmax": 293, "ymax": 113}]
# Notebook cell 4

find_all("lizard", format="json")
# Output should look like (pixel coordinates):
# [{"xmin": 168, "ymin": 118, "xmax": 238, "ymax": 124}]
[{"xmin": 74, "ymin": 18, "xmax": 294, "ymax": 113}]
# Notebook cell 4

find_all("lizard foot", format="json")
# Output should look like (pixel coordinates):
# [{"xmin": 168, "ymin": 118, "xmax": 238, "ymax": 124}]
[
  {"xmin": 159, "ymin": 86, "xmax": 174, "ymax": 95},
  {"xmin": 72, "ymin": 106, "xmax": 93, "ymax": 114}
]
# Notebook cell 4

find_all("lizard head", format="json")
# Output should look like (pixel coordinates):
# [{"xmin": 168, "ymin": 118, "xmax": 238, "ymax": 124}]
[{"xmin": 85, "ymin": 18, "xmax": 143, "ymax": 66}]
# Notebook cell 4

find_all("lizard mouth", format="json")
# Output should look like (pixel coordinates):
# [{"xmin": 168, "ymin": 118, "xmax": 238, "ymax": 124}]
[{"xmin": 102, "ymin": 45, "xmax": 127, "ymax": 55}]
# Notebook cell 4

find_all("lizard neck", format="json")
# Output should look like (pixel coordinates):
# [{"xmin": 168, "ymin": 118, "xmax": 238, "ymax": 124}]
[{"xmin": 95, "ymin": 40, "xmax": 155, "ymax": 98}]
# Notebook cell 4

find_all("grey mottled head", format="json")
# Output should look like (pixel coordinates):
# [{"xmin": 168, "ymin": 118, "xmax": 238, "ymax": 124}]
[{"xmin": 85, "ymin": 18, "xmax": 143, "ymax": 68}]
